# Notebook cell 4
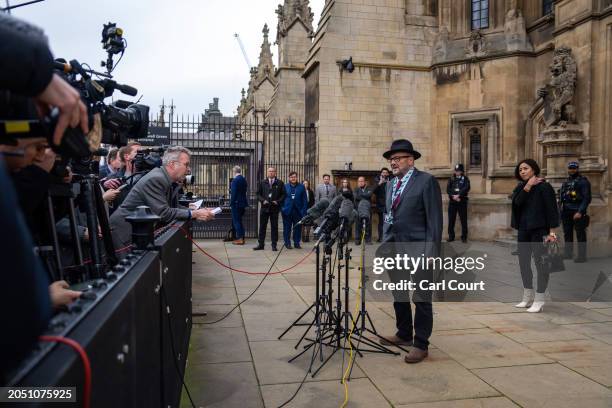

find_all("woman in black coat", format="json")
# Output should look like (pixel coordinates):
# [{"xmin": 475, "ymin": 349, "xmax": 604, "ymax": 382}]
[
  {"xmin": 302, "ymin": 180, "xmax": 315, "ymax": 242},
  {"xmin": 511, "ymin": 159, "xmax": 559, "ymax": 313}
]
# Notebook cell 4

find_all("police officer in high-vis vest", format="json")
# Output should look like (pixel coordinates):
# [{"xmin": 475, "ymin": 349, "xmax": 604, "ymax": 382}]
[
  {"xmin": 446, "ymin": 163, "xmax": 471, "ymax": 242},
  {"xmin": 559, "ymin": 161, "xmax": 592, "ymax": 263}
]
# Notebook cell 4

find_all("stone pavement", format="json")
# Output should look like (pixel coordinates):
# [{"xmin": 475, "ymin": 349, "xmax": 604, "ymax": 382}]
[{"xmin": 182, "ymin": 240, "xmax": 612, "ymax": 408}]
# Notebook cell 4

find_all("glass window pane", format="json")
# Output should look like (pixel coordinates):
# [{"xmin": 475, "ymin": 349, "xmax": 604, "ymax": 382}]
[
  {"xmin": 472, "ymin": 20, "xmax": 480, "ymax": 29},
  {"xmin": 473, "ymin": 11, "xmax": 480, "ymax": 21},
  {"xmin": 481, "ymin": 18, "xmax": 488, "ymax": 28},
  {"xmin": 473, "ymin": 2, "xmax": 480, "ymax": 11},
  {"xmin": 481, "ymin": 9, "xmax": 488, "ymax": 19}
]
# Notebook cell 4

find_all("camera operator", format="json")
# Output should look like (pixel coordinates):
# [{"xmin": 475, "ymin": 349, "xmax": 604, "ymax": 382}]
[
  {"xmin": 102, "ymin": 142, "xmax": 142, "ymax": 211},
  {"xmin": 110, "ymin": 146, "xmax": 214, "ymax": 248},
  {"xmin": 0, "ymin": 15, "xmax": 90, "ymax": 378},
  {"xmin": 99, "ymin": 147, "xmax": 121, "ymax": 178}
]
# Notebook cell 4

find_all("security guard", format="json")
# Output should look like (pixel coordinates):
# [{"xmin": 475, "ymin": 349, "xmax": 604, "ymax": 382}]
[
  {"xmin": 559, "ymin": 161, "xmax": 591, "ymax": 262},
  {"xmin": 447, "ymin": 164, "xmax": 471, "ymax": 242}
]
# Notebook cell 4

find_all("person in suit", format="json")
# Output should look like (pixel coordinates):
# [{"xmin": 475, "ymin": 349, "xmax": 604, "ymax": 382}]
[
  {"xmin": 446, "ymin": 163, "xmax": 471, "ymax": 242},
  {"xmin": 315, "ymin": 174, "xmax": 337, "ymax": 203},
  {"xmin": 254, "ymin": 167, "xmax": 286, "ymax": 251},
  {"xmin": 373, "ymin": 167, "xmax": 390, "ymax": 242},
  {"xmin": 302, "ymin": 180, "xmax": 315, "ymax": 242},
  {"xmin": 110, "ymin": 146, "xmax": 214, "ymax": 248},
  {"xmin": 378, "ymin": 139, "xmax": 443, "ymax": 364},
  {"xmin": 99, "ymin": 148, "xmax": 121, "ymax": 179},
  {"xmin": 281, "ymin": 172, "xmax": 308, "ymax": 249},
  {"xmin": 230, "ymin": 165, "xmax": 249, "ymax": 245},
  {"xmin": 354, "ymin": 176, "xmax": 373, "ymax": 244},
  {"xmin": 511, "ymin": 159, "xmax": 559, "ymax": 313}
]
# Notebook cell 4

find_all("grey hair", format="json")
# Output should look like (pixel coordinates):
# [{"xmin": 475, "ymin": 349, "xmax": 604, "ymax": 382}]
[
  {"xmin": 162, "ymin": 146, "xmax": 192, "ymax": 166},
  {"xmin": 233, "ymin": 165, "xmax": 242, "ymax": 174}
]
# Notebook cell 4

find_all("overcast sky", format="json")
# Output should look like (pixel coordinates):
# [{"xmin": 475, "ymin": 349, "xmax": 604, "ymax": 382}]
[{"xmin": 13, "ymin": 0, "xmax": 323, "ymax": 118}]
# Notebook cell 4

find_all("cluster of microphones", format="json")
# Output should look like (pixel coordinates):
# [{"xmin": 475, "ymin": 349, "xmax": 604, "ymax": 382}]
[{"xmin": 297, "ymin": 195, "xmax": 371, "ymax": 245}]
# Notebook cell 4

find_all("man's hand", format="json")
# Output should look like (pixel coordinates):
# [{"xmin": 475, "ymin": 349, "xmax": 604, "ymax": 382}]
[
  {"xmin": 35, "ymin": 74, "xmax": 89, "ymax": 146},
  {"xmin": 192, "ymin": 208, "xmax": 214, "ymax": 221},
  {"xmin": 33, "ymin": 147, "xmax": 56, "ymax": 173},
  {"xmin": 49, "ymin": 280, "xmax": 82, "ymax": 308},
  {"xmin": 103, "ymin": 188, "xmax": 121, "ymax": 203},
  {"xmin": 573, "ymin": 212, "xmax": 583, "ymax": 220},
  {"xmin": 544, "ymin": 232, "xmax": 558, "ymax": 243},
  {"xmin": 103, "ymin": 178, "xmax": 122, "ymax": 190},
  {"xmin": 263, "ymin": 200, "xmax": 269, "ymax": 205}
]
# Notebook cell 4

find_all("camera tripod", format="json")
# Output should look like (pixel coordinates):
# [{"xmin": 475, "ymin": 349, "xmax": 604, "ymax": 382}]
[{"xmin": 46, "ymin": 172, "xmax": 118, "ymax": 282}]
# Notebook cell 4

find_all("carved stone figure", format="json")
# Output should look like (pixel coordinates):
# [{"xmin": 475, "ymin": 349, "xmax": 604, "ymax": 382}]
[
  {"xmin": 538, "ymin": 46, "xmax": 577, "ymax": 127},
  {"xmin": 466, "ymin": 30, "xmax": 486, "ymax": 58},
  {"xmin": 504, "ymin": 4, "xmax": 532, "ymax": 52},
  {"xmin": 432, "ymin": 26, "xmax": 449, "ymax": 62}
]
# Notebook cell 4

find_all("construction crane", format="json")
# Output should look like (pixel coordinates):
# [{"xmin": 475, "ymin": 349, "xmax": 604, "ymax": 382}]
[{"xmin": 233, "ymin": 33, "xmax": 252, "ymax": 70}]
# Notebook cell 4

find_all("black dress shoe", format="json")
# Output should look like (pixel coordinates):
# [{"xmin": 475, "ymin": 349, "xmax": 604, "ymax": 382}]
[
  {"xmin": 447, "ymin": 238, "xmax": 455, "ymax": 242},
  {"xmin": 271, "ymin": 246, "xmax": 278, "ymax": 251},
  {"xmin": 285, "ymin": 244, "xmax": 292, "ymax": 249},
  {"xmin": 461, "ymin": 238, "xmax": 467, "ymax": 243},
  {"xmin": 253, "ymin": 245, "xmax": 264, "ymax": 251},
  {"xmin": 294, "ymin": 244, "xmax": 301, "ymax": 249},
  {"xmin": 574, "ymin": 257, "xmax": 587, "ymax": 263}
]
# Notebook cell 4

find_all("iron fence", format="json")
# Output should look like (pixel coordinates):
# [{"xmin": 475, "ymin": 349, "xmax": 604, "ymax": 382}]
[{"xmin": 152, "ymin": 115, "xmax": 317, "ymax": 239}]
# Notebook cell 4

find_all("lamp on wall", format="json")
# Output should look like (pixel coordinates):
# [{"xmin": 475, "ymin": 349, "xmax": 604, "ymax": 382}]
[{"xmin": 338, "ymin": 56, "xmax": 355, "ymax": 73}]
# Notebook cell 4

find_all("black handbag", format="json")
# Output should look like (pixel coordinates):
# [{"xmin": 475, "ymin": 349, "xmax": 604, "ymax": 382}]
[{"xmin": 541, "ymin": 241, "xmax": 565, "ymax": 273}]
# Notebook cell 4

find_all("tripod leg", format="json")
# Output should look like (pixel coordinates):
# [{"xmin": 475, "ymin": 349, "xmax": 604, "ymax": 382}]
[
  {"xmin": 93, "ymin": 179, "xmax": 117, "ymax": 265},
  {"xmin": 311, "ymin": 346, "xmax": 339, "ymax": 378},
  {"xmin": 278, "ymin": 302, "xmax": 315, "ymax": 340}
]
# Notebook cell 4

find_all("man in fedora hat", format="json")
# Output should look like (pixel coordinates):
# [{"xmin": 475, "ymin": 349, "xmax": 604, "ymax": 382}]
[{"xmin": 378, "ymin": 139, "xmax": 443, "ymax": 364}]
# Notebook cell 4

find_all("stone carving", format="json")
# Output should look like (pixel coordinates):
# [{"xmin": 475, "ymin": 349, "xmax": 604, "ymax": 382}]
[
  {"xmin": 432, "ymin": 26, "xmax": 449, "ymax": 62},
  {"xmin": 466, "ymin": 30, "xmax": 487, "ymax": 58},
  {"xmin": 504, "ymin": 2, "xmax": 533, "ymax": 52},
  {"xmin": 276, "ymin": 0, "xmax": 314, "ymax": 38},
  {"xmin": 538, "ymin": 46, "xmax": 577, "ymax": 127}
]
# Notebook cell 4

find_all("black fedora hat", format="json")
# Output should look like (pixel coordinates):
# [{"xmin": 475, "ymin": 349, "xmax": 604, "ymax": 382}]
[{"xmin": 382, "ymin": 139, "xmax": 421, "ymax": 160}]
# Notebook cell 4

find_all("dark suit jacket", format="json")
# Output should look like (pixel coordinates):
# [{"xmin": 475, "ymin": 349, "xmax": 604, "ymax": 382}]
[
  {"xmin": 230, "ymin": 174, "xmax": 249, "ymax": 209},
  {"xmin": 305, "ymin": 187, "xmax": 315, "ymax": 208},
  {"xmin": 354, "ymin": 186, "xmax": 373, "ymax": 205},
  {"xmin": 281, "ymin": 183, "xmax": 308, "ymax": 217},
  {"xmin": 256, "ymin": 178, "xmax": 286, "ymax": 213},
  {"xmin": 110, "ymin": 167, "xmax": 190, "ymax": 247},
  {"xmin": 383, "ymin": 169, "xmax": 443, "ymax": 257}
]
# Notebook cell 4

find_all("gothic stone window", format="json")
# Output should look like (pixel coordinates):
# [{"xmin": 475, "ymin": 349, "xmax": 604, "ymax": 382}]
[
  {"xmin": 469, "ymin": 127, "xmax": 482, "ymax": 167},
  {"xmin": 471, "ymin": 0, "xmax": 489, "ymax": 30},
  {"xmin": 542, "ymin": 0, "xmax": 554, "ymax": 16}
]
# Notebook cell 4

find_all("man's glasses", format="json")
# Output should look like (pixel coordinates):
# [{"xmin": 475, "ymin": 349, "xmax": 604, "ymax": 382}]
[{"xmin": 388, "ymin": 155, "xmax": 413, "ymax": 164}]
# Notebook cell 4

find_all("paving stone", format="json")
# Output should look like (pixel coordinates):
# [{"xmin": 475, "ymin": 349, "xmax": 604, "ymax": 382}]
[
  {"xmin": 192, "ymin": 304, "xmax": 243, "ymax": 328},
  {"xmin": 525, "ymin": 339, "xmax": 612, "ymax": 386},
  {"xmin": 182, "ymin": 362, "xmax": 263, "ymax": 408},
  {"xmin": 442, "ymin": 302, "xmax": 524, "ymax": 315},
  {"xmin": 356, "ymin": 349, "xmax": 499, "ymax": 405},
  {"xmin": 473, "ymin": 363, "xmax": 612, "ymax": 408},
  {"xmin": 561, "ymin": 322, "xmax": 612, "ymax": 345},
  {"xmin": 192, "ymin": 286, "xmax": 238, "ymax": 305},
  {"xmin": 249, "ymin": 339, "xmax": 366, "ymax": 385},
  {"xmin": 239, "ymin": 292, "xmax": 308, "ymax": 314},
  {"xmin": 430, "ymin": 328, "xmax": 552, "ymax": 369},
  {"xmin": 530, "ymin": 302, "xmax": 612, "ymax": 324},
  {"xmin": 243, "ymin": 311, "xmax": 316, "ymax": 342},
  {"xmin": 234, "ymin": 276, "xmax": 295, "ymax": 296},
  {"xmin": 396, "ymin": 397, "xmax": 519, "ymax": 408},
  {"xmin": 189, "ymin": 326, "xmax": 251, "ymax": 364},
  {"xmin": 261, "ymin": 378, "xmax": 390, "ymax": 408},
  {"xmin": 571, "ymin": 302, "xmax": 612, "ymax": 309},
  {"xmin": 470, "ymin": 312, "xmax": 589, "ymax": 343},
  {"xmin": 432, "ymin": 311, "xmax": 486, "ymax": 331}
]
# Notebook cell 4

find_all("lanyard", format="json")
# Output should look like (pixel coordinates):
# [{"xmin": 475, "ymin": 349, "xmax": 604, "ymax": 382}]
[{"xmin": 391, "ymin": 168, "xmax": 414, "ymax": 210}]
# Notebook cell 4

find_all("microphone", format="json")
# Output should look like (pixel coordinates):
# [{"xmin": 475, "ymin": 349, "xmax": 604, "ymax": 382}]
[
  {"xmin": 314, "ymin": 195, "xmax": 343, "ymax": 236},
  {"xmin": 357, "ymin": 199, "xmax": 371, "ymax": 222},
  {"xmin": 339, "ymin": 199, "xmax": 355, "ymax": 228},
  {"xmin": 297, "ymin": 198, "xmax": 329, "ymax": 226}
]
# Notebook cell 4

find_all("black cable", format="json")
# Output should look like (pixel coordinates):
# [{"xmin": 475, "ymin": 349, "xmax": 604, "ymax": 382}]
[
  {"xmin": 278, "ymin": 364, "xmax": 310, "ymax": 408},
  {"xmin": 161, "ymin": 286, "xmax": 196, "ymax": 408},
  {"xmin": 200, "ymin": 229, "xmax": 290, "ymax": 325}
]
